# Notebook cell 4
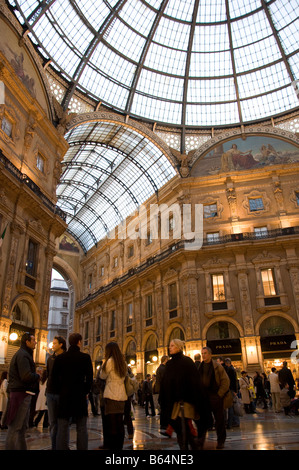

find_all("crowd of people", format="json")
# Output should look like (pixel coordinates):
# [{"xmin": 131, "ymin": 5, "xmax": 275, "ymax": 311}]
[{"xmin": 0, "ymin": 332, "xmax": 298, "ymax": 451}]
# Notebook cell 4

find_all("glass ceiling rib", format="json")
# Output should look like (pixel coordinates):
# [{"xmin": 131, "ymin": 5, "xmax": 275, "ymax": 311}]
[
  {"xmin": 56, "ymin": 120, "xmax": 176, "ymax": 251},
  {"xmin": 58, "ymin": 195, "xmax": 109, "ymax": 232},
  {"xmin": 12, "ymin": 0, "xmax": 298, "ymax": 127}
]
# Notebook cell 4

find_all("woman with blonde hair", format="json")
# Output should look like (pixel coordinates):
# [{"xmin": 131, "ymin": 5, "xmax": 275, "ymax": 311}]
[
  {"xmin": 100, "ymin": 342, "xmax": 127, "ymax": 449},
  {"xmin": 159, "ymin": 339, "xmax": 202, "ymax": 450}
]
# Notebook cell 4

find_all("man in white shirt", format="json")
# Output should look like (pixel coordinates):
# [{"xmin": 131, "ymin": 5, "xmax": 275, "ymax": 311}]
[{"xmin": 269, "ymin": 367, "xmax": 281, "ymax": 413}]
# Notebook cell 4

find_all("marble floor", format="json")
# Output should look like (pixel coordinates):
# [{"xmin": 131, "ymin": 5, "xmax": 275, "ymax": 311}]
[{"xmin": 1, "ymin": 403, "xmax": 299, "ymax": 452}]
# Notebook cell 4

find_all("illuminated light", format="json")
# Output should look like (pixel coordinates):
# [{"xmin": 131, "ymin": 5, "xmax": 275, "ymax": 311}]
[
  {"xmin": 152, "ymin": 356, "xmax": 158, "ymax": 362},
  {"xmin": 273, "ymin": 359, "xmax": 283, "ymax": 367},
  {"xmin": 49, "ymin": 342, "xmax": 53, "ymax": 349},
  {"xmin": 130, "ymin": 359, "xmax": 135, "ymax": 366},
  {"xmin": 9, "ymin": 332, "xmax": 18, "ymax": 341}
]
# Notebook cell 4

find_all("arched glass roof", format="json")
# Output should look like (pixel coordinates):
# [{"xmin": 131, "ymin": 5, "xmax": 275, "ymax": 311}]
[
  {"xmin": 10, "ymin": 0, "xmax": 299, "ymax": 128},
  {"xmin": 56, "ymin": 121, "xmax": 176, "ymax": 252}
]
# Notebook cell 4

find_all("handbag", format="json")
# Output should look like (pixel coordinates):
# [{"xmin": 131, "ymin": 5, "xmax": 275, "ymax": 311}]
[
  {"xmin": 223, "ymin": 389, "xmax": 233, "ymax": 409},
  {"xmin": 124, "ymin": 375, "xmax": 139, "ymax": 397},
  {"xmin": 233, "ymin": 396, "xmax": 244, "ymax": 417}
]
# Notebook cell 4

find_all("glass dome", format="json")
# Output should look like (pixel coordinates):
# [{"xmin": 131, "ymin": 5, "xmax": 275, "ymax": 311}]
[
  {"xmin": 9, "ymin": 0, "xmax": 299, "ymax": 128},
  {"xmin": 57, "ymin": 121, "xmax": 176, "ymax": 252}
]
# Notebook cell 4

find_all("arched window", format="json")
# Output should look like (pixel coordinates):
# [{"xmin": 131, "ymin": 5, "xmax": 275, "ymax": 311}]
[
  {"xmin": 259, "ymin": 316, "xmax": 294, "ymax": 337},
  {"xmin": 11, "ymin": 300, "xmax": 34, "ymax": 328},
  {"xmin": 126, "ymin": 340, "xmax": 137, "ymax": 367},
  {"xmin": 206, "ymin": 321, "xmax": 239, "ymax": 340},
  {"xmin": 260, "ymin": 316, "xmax": 296, "ymax": 356},
  {"xmin": 169, "ymin": 327, "xmax": 185, "ymax": 342},
  {"xmin": 206, "ymin": 321, "xmax": 241, "ymax": 358}
]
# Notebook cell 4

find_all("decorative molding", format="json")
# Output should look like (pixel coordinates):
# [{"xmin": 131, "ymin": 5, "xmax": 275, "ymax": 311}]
[
  {"xmin": 242, "ymin": 189, "xmax": 271, "ymax": 216},
  {"xmin": 0, "ymin": 0, "xmax": 54, "ymax": 119}
]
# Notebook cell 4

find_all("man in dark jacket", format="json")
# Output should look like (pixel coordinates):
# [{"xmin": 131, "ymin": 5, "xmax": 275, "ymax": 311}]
[
  {"xmin": 142, "ymin": 374, "xmax": 156, "ymax": 417},
  {"xmin": 155, "ymin": 355, "xmax": 169, "ymax": 430},
  {"xmin": 224, "ymin": 357, "xmax": 240, "ymax": 429},
  {"xmin": 45, "ymin": 335, "xmax": 66, "ymax": 450},
  {"xmin": 197, "ymin": 347, "xmax": 230, "ymax": 450},
  {"xmin": 5, "ymin": 332, "xmax": 40, "ymax": 450},
  {"xmin": 278, "ymin": 361, "xmax": 296, "ymax": 399},
  {"xmin": 51, "ymin": 332, "xmax": 93, "ymax": 450}
]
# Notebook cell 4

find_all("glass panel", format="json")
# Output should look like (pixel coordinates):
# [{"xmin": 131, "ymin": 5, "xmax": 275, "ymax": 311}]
[
  {"xmin": 249, "ymin": 198, "xmax": 264, "ymax": 211},
  {"xmin": 212, "ymin": 274, "xmax": 226, "ymax": 301},
  {"xmin": 146, "ymin": 295, "xmax": 153, "ymax": 318},
  {"xmin": 204, "ymin": 203, "xmax": 218, "ymax": 218},
  {"xmin": 254, "ymin": 227, "xmax": 268, "ymax": 238},
  {"xmin": 261, "ymin": 269, "xmax": 277, "ymax": 296},
  {"xmin": 260, "ymin": 315, "xmax": 294, "ymax": 336},
  {"xmin": 10, "ymin": 0, "xmax": 298, "ymax": 126},
  {"xmin": 169, "ymin": 283, "xmax": 177, "ymax": 310}
]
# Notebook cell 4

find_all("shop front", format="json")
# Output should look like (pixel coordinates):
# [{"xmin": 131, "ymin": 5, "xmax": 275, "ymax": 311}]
[
  {"xmin": 206, "ymin": 321, "xmax": 243, "ymax": 374},
  {"xmin": 260, "ymin": 316, "xmax": 298, "ymax": 380}
]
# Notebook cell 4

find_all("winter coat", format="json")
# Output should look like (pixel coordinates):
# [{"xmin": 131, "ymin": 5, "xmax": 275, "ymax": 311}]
[
  {"xmin": 142, "ymin": 379, "xmax": 153, "ymax": 397},
  {"xmin": 280, "ymin": 387, "xmax": 291, "ymax": 407},
  {"xmin": 159, "ymin": 351, "xmax": 203, "ymax": 423},
  {"xmin": 154, "ymin": 363, "xmax": 166, "ymax": 394},
  {"xmin": 46, "ymin": 352, "xmax": 64, "ymax": 394},
  {"xmin": 198, "ymin": 360, "xmax": 230, "ymax": 398},
  {"xmin": 100, "ymin": 357, "xmax": 127, "ymax": 402},
  {"xmin": 226, "ymin": 364, "xmax": 238, "ymax": 393},
  {"xmin": 254, "ymin": 375, "xmax": 267, "ymax": 398},
  {"xmin": 239, "ymin": 376, "xmax": 251, "ymax": 404},
  {"xmin": 7, "ymin": 344, "xmax": 39, "ymax": 394},
  {"xmin": 0, "ymin": 378, "xmax": 8, "ymax": 412},
  {"xmin": 269, "ymin": 372, "xmax": 281, "ymax": 394},
  {"xmin": 278, "ymin": 366, "xmax": 296, "ymax": 398},
  {"xmin": 51, "ymin": 345, "xmax": 93, "ymax": 419}
]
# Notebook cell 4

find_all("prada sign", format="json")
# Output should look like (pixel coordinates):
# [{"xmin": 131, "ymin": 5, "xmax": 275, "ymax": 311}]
[
  {"xmin": 207, "ymin": 338, "xmax": 241, "ymax": 355},
  {"xmin": 261, "ymin": 334, "xmax": 296, "ymax": 351}
]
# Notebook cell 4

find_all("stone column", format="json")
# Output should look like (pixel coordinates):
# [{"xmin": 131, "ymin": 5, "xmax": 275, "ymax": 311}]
[
  {"xmin": 237, "ymin": 269, "xmax": 255, "ymax": 336},
  {"xmin": 1, "ymin": 222, "xmax": 23, "ymax": 318},
  {"xmin": 40, "ymin": 246, "xmax": 56, "ymax": 329},
  {"xmin": 181, "ymin": 272, "xmax": 200, "ymax": 340},
  {"xmin": 155, "ymin": 283, "xmax": 164, "ymax": 348},
  {"xmin": 0, "ymin": 317, "xmax": 12, "ymax": 365}
]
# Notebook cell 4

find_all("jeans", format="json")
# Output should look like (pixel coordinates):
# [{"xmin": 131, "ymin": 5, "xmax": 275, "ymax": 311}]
[
  {"xmin": 46, "ymin": 393, "xmax": 60, "ymax": 450},
  {"xmin": 227, "ymin": 405, "xmax": 240, "ymax": 428},
  {"xmin": 197, "ymin": 393, "xmax": 226, "ymax": 445},
  {"xmin": 56, "ymin": 415, "xmax": 88, "ymax": 450},
  {"xmin": 145, "ymin": 394, "xmax": 155, "ymax": 416},
  {"xmin": 5, "ymin": 395, "xmax": 31, "ymax": 450}
]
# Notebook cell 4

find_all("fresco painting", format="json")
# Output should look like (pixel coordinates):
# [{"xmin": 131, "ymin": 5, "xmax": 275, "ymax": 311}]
[{"xmin": 192, "ymin": 136, "xmax": 299, "ymax": 176}]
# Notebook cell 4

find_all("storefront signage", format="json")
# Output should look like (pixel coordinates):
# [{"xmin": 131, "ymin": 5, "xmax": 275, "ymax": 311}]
[
  {"xmin": 261, "ymin": 334, "xmax": 296, "ymax": 351},
  {"xmin": 207, "ymin": 338, "xmax": 241, "ymax": 355}
]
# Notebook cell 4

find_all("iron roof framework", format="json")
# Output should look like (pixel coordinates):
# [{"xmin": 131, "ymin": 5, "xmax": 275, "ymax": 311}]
[
  {"xmin": 6, "ymin": 0, "xmax": 299, "ymax": 252},
  {"xmin": 8, "ymin": 0, "xmax": 299, "ymax": 153},
  {"xmin": 56, "ymin": 121, "xmax": 176, "ymax": 252}
]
